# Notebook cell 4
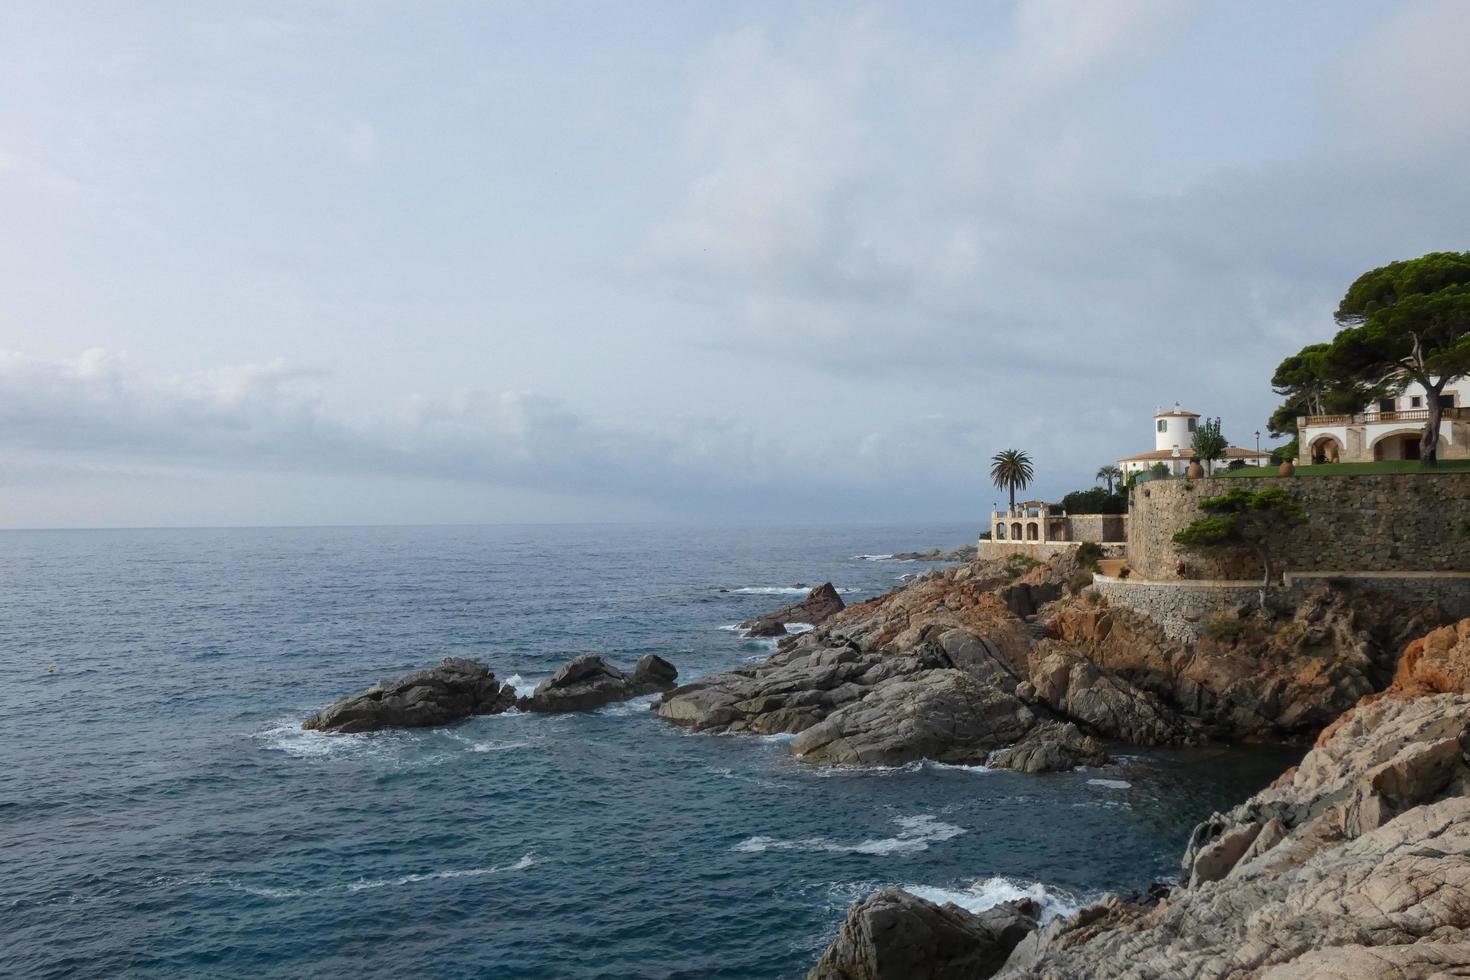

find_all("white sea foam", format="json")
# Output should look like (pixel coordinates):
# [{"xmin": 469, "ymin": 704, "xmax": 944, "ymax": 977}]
[
  {"xmin": 923, "ymin": 760, "xmax": 993, "ymax": 775},
  {"xmin": 345, "ymin": 854, "xmax": 535, "ymax": 893},
  {"xmin": 598, "ymin": 693, "xmax": 659, "ymax": 717},
  {"xmin": 734, "ymin": 814, "xmax": 964, "ymax": 856},
  {"xmin": 504, "ymin": 673, "xmax": 540, "ymax": 698},
  {"xmin": 901, "ymin": 876, "xmax": 1086, "ymax": 924},
  {"xmin": 1088, "ymin": 778, "xmax": 1132, "ymax": 789},
  {"xmin": 256, "ymin": 721, "xmax": 367, "ymax": 759},
  {"xmin": 852, "ymin": 554, "xmax": 893, "ymax": 561},
  {"xmin": 446, "ymin": 731, "xmax": 527, "ymax": 753}
]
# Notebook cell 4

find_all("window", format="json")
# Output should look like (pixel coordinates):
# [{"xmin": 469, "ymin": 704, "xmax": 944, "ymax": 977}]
[
  {"xmin": 1379, "ymin": 398, "xmax": 1397, "ymax": 413},
  {"xmin": 1157, "ymin": 420, "xmax": 1166, "ymax": 432},
  {"xmin": 1412, "ymin": 396, "xmax": 1422, "ymax": 408},
  {"xmin": 1188, "ymin": 418, "xmax": 1197, "ymax": 432}
]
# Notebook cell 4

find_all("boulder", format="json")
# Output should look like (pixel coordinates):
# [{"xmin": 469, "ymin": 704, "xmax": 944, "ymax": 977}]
[
  {"xmin": 1027, "ymin": 647, "xmax": 1190, "ymax": 745},
  {"xmin": 810, "ymin": 887, "xmax": 1039, "ymax": 980},
  {"xmin": 656, "ymin": 644, "xmax": 932, "ymax": 736},
  {"xmin": 740, "ymin": 583, "xmax": 847, "ymax": 635},
  {"xmin": 788, "ymin": 669, "xmax": 1036, "ymax": 767},
  {"xmin": 987, "ymin": 721, "xmax": 1108, "ymax": 774},
  {"xmin": 522, "ymin": 653, "xmax": 677, "ymax": 713},
  {"xmin": 631, "ymin": 654, "xmax": 679, "ymax": 692},
  {"xmin": 303, "ymin": 658, "xmax": 517, "ymax": 733}
]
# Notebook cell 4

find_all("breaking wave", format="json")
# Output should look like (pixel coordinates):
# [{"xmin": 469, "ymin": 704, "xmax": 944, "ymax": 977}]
[{"xmin": 901, "ymin": 876, "xmax": 1087, "ymax": 924}]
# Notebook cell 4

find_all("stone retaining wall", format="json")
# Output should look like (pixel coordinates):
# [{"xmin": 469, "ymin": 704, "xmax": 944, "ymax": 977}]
[
  {"xmin": 1093, "ymin": 571, "xmax": 1470, "ymax": 643},
  {"xmin": 979, "ymin": 541, "xmax": 1126, "ymax": 561},
  {"xmin": 1129, "ymin": 474, "xmax": 1470, "ymax": 581},
  {"xmin": 1066, "ymin": 514, "xmax": 1128, "ymax": 543}
]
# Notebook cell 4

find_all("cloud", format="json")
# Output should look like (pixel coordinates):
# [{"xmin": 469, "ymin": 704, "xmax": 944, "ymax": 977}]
[{"xmin": 0, "ymin": 348, "xmax": 1005, "ymax": 519}]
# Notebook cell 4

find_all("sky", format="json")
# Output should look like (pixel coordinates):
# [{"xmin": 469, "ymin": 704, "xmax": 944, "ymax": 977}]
[{"xmin": 1, "ymin": 0, "xmax": 1468, "ymax": 528}]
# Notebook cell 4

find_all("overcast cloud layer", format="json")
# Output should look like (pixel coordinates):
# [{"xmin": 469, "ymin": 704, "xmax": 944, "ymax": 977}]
[{"xmin": 2, "ymin": 1, "xmax": 1467, "ymax": 527}]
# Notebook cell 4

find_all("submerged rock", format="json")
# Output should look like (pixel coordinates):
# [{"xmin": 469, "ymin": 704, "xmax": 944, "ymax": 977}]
[
  {"xmin": 303, "ymin": 658, "xmax": 517, "ymax": 733},
  {"xmin": 809, "ymin": 887, "xmax": 1039, "ymax": 980},
  {"xmin": 740, "ymin": 582, "xmax": 846, "ymax": 636},
  {"xmin": 521, "ymin": 653, "xmax": 679, "ymax": 713}
]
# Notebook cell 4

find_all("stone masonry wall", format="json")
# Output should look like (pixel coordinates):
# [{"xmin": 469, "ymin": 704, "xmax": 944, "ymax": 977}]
[
  {"xmin": 1128, "ymin": 474, "xmax": 1470, "ymax": 581},
  {"xmin": 1065, "ymin": 514, "xmax": 1128, "ymax": 543}
]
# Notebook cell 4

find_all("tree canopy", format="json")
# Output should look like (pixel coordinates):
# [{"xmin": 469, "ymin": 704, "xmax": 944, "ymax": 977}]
[
  {"xmin": 1190, "ymin": 417, "xmax": 1228, "ymax": 474},
  {"xmin": 1267, "ymin": 343, "xmax": 1382, "ymax": 437},
  {"xmin": 990, "ymin": 449, "xmax": 1034, "ymax": 512},
  {"xmin": 1173, "ymin": 485, "xmax": 1306, "ymax": 586},
  {"xmin": 1329, "ymin": 251, "xmax": 1470, "ymax": 464}
]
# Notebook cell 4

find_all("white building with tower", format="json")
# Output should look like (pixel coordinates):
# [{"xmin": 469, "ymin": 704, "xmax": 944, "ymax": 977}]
[{"xmin": 1118, "ymin": 403, "xmax": 1271, "ymax": 476}]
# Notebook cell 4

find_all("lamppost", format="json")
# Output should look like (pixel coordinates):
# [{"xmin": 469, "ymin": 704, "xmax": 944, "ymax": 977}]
[{"xmin": 1255, "ymin": 430, "xmax": 1261, "ymax": 459}]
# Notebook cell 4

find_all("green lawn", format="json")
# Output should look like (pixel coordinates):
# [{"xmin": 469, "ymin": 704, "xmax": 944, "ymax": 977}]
[{"xmin": 1213, "ymin": 460, "xmax": 1470, "ymax": 478}]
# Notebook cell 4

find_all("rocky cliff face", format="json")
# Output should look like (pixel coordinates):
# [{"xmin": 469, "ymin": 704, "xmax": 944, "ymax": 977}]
[
  {"xmin": 1044, "ymin": 586, "xmax": 1443, "ymax": 740},
  {"xmin": 996, "ymin": 619, "xmax": 1470, "ymax": 979}
]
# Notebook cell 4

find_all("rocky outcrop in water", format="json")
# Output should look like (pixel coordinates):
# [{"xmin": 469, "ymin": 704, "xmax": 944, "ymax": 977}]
[
  {"xmin": 788, "ymin": 669, "xmax": 1037, "ymax": 767},
  {"xmin": 995, "ymin": 619, "xmax": 1470, "ymax": 979},
  {"xmin": 986, "ymin": 721, "xmax": 1107, "ymax": 773},
  {"xmin": 810, "ymin": 887, "xmax": 1040, "ymax": 980},
  {"xmin": 521, "ymin": 653, "xmax": 678, "ymax": 713},
  {"xmin": 740, "ymin": 583, "xmax": 846, "ymax": 637},
  {"xmin": 885, "ymin": 545, "xmax": 980, "ymax": 563},
  {"xmin": 303, "ymin": 658, "xmax": 517, "ymax": 733}
]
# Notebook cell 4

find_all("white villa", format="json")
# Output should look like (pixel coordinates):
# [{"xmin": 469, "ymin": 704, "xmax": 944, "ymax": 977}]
[
  {"xmin": 1118, "ymin": 403, "xmax": 1272, "ymax": 477},
  {"xmin": 1297, "ymin": 377, "xmax": 1470, "ymax": 463}
]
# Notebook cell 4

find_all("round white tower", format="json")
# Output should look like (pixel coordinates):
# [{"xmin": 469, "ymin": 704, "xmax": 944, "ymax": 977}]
[{"xmin": 1154, "ymin": 402, "xmax": 1199, "ymax": 452}]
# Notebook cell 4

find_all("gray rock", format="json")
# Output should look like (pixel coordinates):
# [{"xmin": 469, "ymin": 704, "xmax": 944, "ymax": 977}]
[
  {"xmin": 522, "ymin": 653, "xmax": 678, "ymax": 713},
  {"xmin": 1028, "ymin": 648, "xmax": 1190, "ymax": 745},
  {"xmin": 988, "ymin": 721, "xmax": 1108, "ymax": 774},
  {"xmin": 740, "ymin": 583, "xmax": 846, "ymax": 635},
  {"xmin": 631, "ymin": 654, "xmax": 679, "ymax": 692},
  {"xmin": 656, "ymin": 643, "xmax": 934, "ymax": 736},
  {"xmin": 788, "ymin": 669, "xmax": 1036, "ymax": 767},
  {"xmin": 810, "ymin": 887, "xmax": 1039, "ymax": 980},
  {"xmin": 303, "ymin": 658, "xmax": 516, "ymax": 733}
]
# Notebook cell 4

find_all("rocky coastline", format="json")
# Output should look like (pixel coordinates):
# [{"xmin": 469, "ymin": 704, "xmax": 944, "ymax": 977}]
[
  {"xmin": 768, "ymin": 553, "xmax": 1470, "ymax": 978},
  {"xmin": 301, "ymin": 547, "xmax": 1470, "ymax": 977}
]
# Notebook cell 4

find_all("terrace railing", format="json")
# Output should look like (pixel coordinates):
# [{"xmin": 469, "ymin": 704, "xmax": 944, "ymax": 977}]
[{"xmin": 1304, "ymin": 407, "xmax": 1470, "ymax": 427}]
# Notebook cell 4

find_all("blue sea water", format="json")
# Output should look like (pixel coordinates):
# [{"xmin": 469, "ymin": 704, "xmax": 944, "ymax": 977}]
[{"xmin": 2, "ymin": 524, "xmax": 1298, "ymax": 979}]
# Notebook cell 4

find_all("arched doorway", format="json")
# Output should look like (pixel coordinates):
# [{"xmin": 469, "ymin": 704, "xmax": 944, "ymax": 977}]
[
  {"xmin": 1011, "ymin": 522, "xmax": 1023, "ymax": 540},
  {"xmin": 1026, "ymin": 523, "xmax": 1039, "ymax": 541},
  {"xmin": 1371, "ymin": 430, "xmax": 1447, "ymax": 461},
  {"xmin": 1308, "ymin": 435, "xmax": 1342, "ymax": 464}
]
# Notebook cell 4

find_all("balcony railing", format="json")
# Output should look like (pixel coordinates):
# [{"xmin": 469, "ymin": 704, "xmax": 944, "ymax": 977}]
[{"xmin": 1304, "ymin": 407, "xmax": 1469, "ymax": 427}]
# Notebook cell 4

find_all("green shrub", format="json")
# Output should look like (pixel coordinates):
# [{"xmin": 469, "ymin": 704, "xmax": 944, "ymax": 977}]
[
  {"xmin": 1203, "ymin": 615, "xmax": 1246, "ymax": 642},
  {"xmin": 1074, "ymin": 541, "xmax": 1103, "ymax": 570},
  {"xmin": 1084, "ymin": 588, "xmax": 1102, "ymax": 605},
  {"xmin": 1061, "ymin": 487, "xmax": 1127, "ymax": 515},
  {"xmin": 1067, "ymin": 570, "xmax": 1094, "ymax": 593}
]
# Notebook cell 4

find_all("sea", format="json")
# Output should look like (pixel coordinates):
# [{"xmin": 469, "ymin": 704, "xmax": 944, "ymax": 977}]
[{"xmin": 2, "ymin": 523, "xmax": 1299, "ymax": 979}]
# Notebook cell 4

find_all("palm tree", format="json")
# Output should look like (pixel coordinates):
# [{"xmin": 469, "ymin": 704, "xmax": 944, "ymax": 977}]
[
  {"xmin": 990, "ymin": 449, "xmax": 1034, "ymax": 515},
  {"xmin": 1095, "ymin": 465, "xmax": 1122, "ymax": 495}
]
